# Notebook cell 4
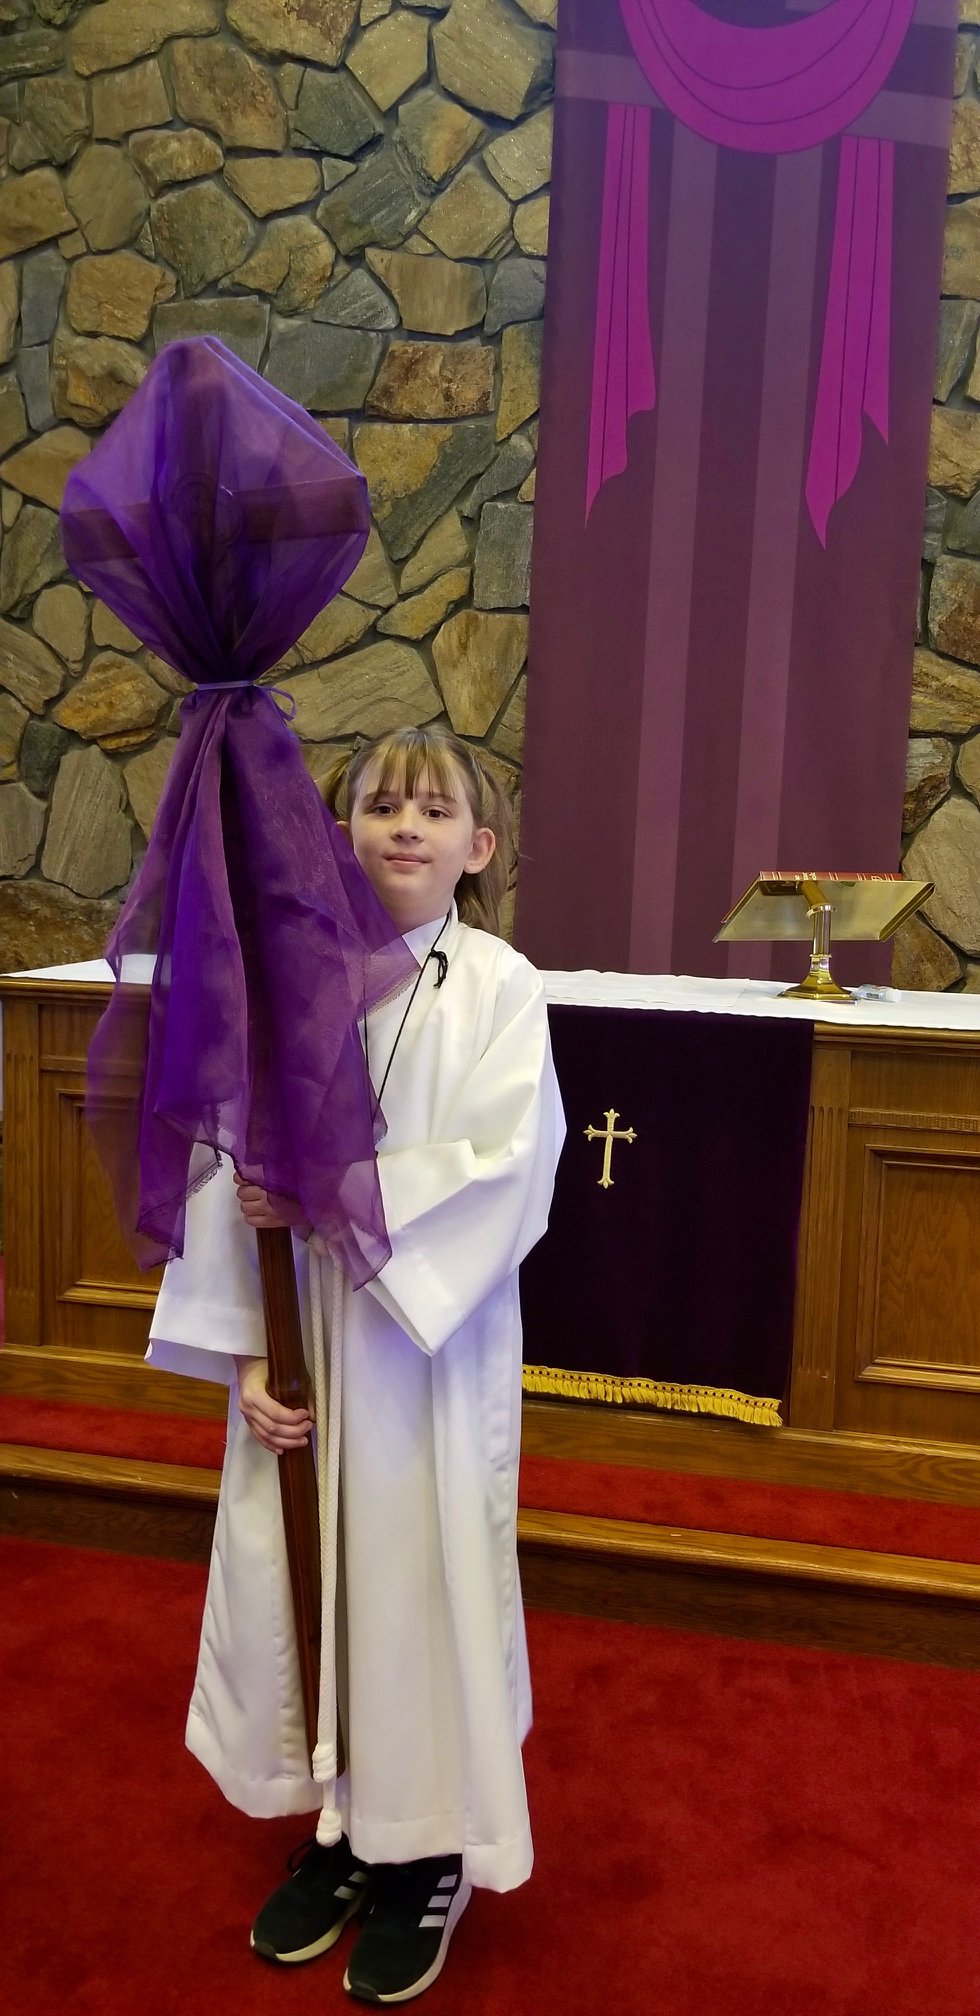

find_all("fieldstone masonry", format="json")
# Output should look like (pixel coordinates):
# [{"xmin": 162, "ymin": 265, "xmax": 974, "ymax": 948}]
[
  {"xmin": 0, "ymin": 0, "xmax": 550, "ymax": 966},
  {"xmin": 0, "ymin": 0, "xmax": 970, "ymax": 993},
  {"xmin": 898, "ymin": 4, "xmax": 980, "ymax": 992}
]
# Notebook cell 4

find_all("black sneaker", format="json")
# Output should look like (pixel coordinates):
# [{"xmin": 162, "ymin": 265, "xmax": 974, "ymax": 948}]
[
  {"xmin": 250, "ymin": 1835, "xmax": 374, "ymax": 1964},
  {"xmin": 343, "ymin": 1854, "xmax": 471, "ymax": 2004}
]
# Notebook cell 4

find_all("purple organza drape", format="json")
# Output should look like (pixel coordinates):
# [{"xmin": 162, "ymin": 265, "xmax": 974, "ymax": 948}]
[{"xmin": 62, "ymin": 337, "xmax": 417, "ymax": 1283}]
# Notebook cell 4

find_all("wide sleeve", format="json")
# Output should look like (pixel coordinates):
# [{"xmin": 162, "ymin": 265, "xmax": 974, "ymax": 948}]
[
  {"xmin": 145, "ymin": 1155, "xmax": 267, "ymax": 1385},
  {"xmin": 363, "ymin": 960, "xmax": 565, "ymax": 1355}
]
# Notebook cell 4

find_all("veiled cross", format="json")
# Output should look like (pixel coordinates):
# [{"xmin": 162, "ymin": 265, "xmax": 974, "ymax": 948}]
[{"xmin": 584, "ymin": 1108, "xmax": 637, "ymax": 1188}]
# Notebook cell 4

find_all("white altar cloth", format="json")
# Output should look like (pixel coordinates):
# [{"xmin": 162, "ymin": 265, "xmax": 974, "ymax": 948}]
[{"xmin": 6, "ymin": 958, "xmax": 980, "ymax": 1034}]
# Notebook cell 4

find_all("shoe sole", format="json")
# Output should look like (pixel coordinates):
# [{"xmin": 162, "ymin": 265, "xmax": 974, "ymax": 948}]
[
  {"xmin": 251, "ymin": 1889, "xmax": 367, "ymax": 1965},
  {"xmin": 342, "ymin": 1880, "xmax": 472, "ymax": 2004}
]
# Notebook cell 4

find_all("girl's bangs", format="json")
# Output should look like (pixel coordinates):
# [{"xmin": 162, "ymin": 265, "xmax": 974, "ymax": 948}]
[{"xmin": 364, "ymin": 733, "xmax": 470, "ymax": 807}]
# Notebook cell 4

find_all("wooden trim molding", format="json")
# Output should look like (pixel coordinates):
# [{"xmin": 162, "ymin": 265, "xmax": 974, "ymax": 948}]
[
  {"xmin": 849, "ymin": 1109, "xmax": 980, "ymax": 1134},
  {"xmin": 3, "ymin": 999, "xmax": 42, "ymax": 1351},
  {"xmin": 788, "ymin": 1041, "xmax": 851, "ymax": 1431}
]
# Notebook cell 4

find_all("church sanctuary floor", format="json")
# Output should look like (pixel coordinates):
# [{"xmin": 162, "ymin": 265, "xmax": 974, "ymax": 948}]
[
  {"xmin": 4, "ymin": 1388, "xmax": 980, "ymax": 1672},
  {"xmin": 7, "ymin": 1535, "xmax": 980, "ymax": 2016}
]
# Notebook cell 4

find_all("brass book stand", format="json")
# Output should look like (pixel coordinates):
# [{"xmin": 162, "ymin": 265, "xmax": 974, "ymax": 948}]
[{"xmin": 715, "ymin": 873, "xmax": 934, "ymax": 1004}]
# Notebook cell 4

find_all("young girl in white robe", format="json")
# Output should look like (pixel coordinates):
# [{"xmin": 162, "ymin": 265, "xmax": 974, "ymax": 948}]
[{"xmin": 146, "ymin": 725, "xmax": 565, "ymax": 2005}]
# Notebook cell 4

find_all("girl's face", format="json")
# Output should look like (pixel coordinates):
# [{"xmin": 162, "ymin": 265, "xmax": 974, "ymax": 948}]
[{"xmin": 343, "ymin": 758, "xmax": 495, "ymax": 932}]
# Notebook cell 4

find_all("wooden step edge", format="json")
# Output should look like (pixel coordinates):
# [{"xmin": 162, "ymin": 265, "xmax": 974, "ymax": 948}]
[
  {"xmin": 0, "ymin": 1343, "xmax": 226, "ymax": 1420},
  {"xmin": 4, "ymin": 1443, "xmax": 980, "ymax": 1606},
  {"xmin": 521, "ymin": 1397, "xmax": 980, "ymax": 1508},
  {"xmin": 0, "ymin": 1441, "xmax": 221, "ymax": 1504},
  {"xmin": 518, "ymin": 1508, "xmax": 980, "ymax": 1603}
]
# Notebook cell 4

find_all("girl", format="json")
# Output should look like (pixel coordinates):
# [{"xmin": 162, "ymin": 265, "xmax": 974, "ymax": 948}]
[{"xmin": 146, "ymin": 726, "xmax": 565, "ymax": 2005}]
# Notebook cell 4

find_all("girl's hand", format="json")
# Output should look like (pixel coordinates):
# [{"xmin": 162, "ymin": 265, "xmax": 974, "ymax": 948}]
[
  {"xmin": 236, "ymin": 1355, "xmax": 313, "ymax": 1454},
  {"xmin": 234, "ymin": 1174, "xmax": 311, "ymax": 1238}
]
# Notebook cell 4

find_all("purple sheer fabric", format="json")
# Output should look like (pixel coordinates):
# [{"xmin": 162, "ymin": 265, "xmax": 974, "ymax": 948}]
[{"xmin": 61, "ymin": 337, "xmax": 417, "ymax": 1283}]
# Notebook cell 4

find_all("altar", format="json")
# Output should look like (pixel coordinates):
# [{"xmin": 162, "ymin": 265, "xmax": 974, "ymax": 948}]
[{"xmin": 3, "ymin": 961, "xmax": 980, "ymax": 1484}]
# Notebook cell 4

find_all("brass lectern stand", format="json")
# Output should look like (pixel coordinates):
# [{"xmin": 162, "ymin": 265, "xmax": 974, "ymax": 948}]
[{"xmin": 715, "ymin": 873, "xmax": 934, "ymax": 1003}]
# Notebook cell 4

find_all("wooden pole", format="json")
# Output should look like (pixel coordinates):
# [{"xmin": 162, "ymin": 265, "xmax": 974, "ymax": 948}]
[{"xmin": 256, "ymin": 1224, "xmax": 321, "ymax": 1762}]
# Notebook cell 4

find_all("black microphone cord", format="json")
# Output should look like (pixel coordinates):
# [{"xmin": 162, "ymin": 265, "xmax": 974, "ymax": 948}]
[{"xmin": 365, "ymin": 910, "xmax": 452, "ymax": 1117}]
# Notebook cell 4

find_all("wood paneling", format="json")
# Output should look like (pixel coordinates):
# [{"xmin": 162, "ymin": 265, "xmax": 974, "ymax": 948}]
[
  {"xmin": 1, "ymin": 979, "xmax": 163, "ymax": 1369},
  {"xmin": 856, "ymin": 1145, "xmax": 980, "ymax": 1385},
  {"xmin": 45, "ymin": 1073, "xmax": 161, "ymax": 1355},
  {"xmin": 835, "ymin": 1037, "xmax": 980, "ymax": 1444}
]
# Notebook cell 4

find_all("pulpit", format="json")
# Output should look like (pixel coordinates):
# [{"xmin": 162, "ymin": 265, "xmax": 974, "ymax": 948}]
[{"xmin": 3, "ymin": 962, "xmax": 980, "ymax": 1485}]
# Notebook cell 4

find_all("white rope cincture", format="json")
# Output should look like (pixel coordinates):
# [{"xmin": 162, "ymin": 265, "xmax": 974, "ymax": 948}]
[{"xmin": 311, "ymin": 1248, "xmax": 345, "ymax": 1845}]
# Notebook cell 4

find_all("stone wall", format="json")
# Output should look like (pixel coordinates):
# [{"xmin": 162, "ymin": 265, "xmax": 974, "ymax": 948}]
[
  {"xmin": 0, "ymin": 0, "xmax": 554, "ymax": 969},
  {"xmin": 896, "ymin": 2, "xmax": 980, "ymax": 990}
]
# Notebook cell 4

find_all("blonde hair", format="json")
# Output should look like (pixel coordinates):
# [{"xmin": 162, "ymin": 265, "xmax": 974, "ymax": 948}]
[{"xmin": 321, "ymin": 727, "xmax": 514, "ymax": 936}]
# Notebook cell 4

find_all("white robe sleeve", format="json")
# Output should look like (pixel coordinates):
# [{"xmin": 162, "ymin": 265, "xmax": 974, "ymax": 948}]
[
  {"xmin": 146, "ymin": 1156, "xmax": 267, "ymax": 1385},
  {"xmin": 364, "ymin": 959, "xmax": 565, "ymax": 1355}
]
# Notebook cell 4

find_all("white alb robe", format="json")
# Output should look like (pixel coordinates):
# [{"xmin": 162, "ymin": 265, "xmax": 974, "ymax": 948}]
[{"xmin": 146, "ymin": 913, "xmax": 565, "ymax": 1893}]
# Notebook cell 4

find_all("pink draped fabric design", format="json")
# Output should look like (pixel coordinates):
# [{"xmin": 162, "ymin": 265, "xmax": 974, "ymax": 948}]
[
  {"xmin": 586, "ymin": 103, "xmax": 656, "ymax": 519},
  {"xmin": 619, "ymin": 0, "xmax": 917, "ymax": 152},
  {"xmin": 588, "ymin": 0, "xmax": 915, "ymax": 539},
  {"xmin": 805, "ymin": 134, "xmax": 894, "ymax": 542}
]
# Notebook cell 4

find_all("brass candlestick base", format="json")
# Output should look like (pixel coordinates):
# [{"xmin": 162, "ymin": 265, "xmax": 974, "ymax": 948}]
[{"xmin": 780, "ymin": 901, "xmax": 854, "ymax": 1003}]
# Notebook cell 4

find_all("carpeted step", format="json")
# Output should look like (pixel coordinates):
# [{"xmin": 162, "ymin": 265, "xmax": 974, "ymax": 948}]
[
  {"xmin": 4, "ymin": 1439, "xmax": 980, "ymax": 1670},
  {"xmin": 3, "ymin": 1390, "xmax": 980, "ymax": 1566}
]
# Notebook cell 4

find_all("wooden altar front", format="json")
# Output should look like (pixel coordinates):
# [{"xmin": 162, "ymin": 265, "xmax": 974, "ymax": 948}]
[{"xmin": 3, "ymin": 970, "xmax": 980, "ymax": 1500}]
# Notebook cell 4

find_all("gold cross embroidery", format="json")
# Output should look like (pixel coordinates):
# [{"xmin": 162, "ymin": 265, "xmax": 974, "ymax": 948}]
[{"xmin": 583, "ymin": 1108, "xmax": 637, "ymax": 1189}]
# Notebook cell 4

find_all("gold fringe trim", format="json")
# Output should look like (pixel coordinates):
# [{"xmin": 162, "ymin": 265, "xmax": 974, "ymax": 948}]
[{"xmin": 521, "ymin": 1364, "xmax": 783, "ymax": 1428}]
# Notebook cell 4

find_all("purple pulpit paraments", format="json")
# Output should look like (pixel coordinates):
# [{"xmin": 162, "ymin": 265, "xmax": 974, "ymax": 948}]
[
  {"xmin": 521, "ymin": 1004, "xmax": 814, "ymax": 1423},
  {"xmin": 62, "ymin": 338, "xmax": 417, "ymax": 1284},
  {"xmin": 517, "ymin": 0, "xmax": 957, "ymax": 979}
]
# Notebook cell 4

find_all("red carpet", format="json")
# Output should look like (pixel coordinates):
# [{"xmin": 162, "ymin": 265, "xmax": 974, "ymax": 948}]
[
  {"xmin": 4, "ymin": 1387, "xmax": 980, "ymax": 1563},
  {"xmin": 3, "ymin": 1534, "xmax": 980, "ymax": 2016},
  {"xmin": 0, "ymin": 1391, "xmax": 228, "ymax": 1471}
]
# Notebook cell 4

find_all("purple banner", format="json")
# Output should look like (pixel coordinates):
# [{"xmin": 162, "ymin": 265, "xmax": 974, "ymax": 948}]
[{"xmin": 516, "ymin": 0, "xmax": 956, "ymax": 979}]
